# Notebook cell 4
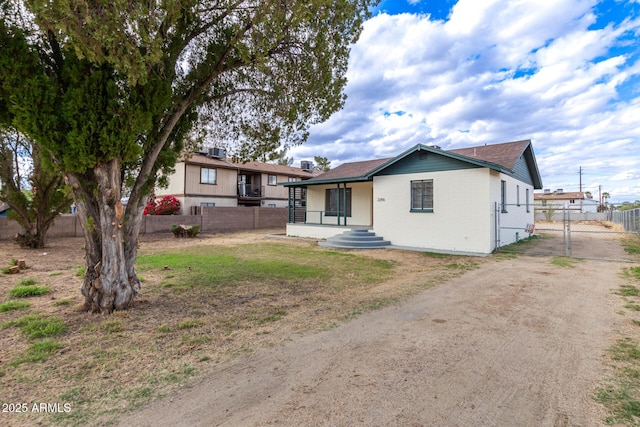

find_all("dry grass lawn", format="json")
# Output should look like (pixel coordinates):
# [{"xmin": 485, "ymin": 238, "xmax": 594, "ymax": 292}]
[{"xmin": 0, "ymin": 229, "xmax": 489, "ymax": 426}]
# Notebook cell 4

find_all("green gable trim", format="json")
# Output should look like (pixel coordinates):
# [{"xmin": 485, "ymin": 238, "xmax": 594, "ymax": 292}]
[
  {"xmin": 512, "ymin": 155, "xmax": 534, "ymax": 186},
  {"xmin": 366, "ymin": 145, "xmax": 509, "ymax": 178},
  {"xmin": 281, "ymin": 175, "xmax": 372, "ymax": 187},
  {"xmin": 374, "ymin": 150, "xmax": 483, "ymax": 176},
  {"xmin": 282, "ymin": 142, "xmax": 543, "ymax": 189}
]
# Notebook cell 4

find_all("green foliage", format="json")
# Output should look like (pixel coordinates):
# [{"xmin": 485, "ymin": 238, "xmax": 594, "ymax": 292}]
[
  {"xmin": 314, "ymin": 156, "xmax": 332, "ymax": 172},
  {"xmin": 178, "ymin": 319, "xmax": 201, "ymax": 330},
  {"xmin": 609, "ymin": 338, "xmax": 640, "ymax": 361},
  {"xmin": 10, "ymin": 339, "xmax": 63, "ymax": 366},
  {"xmin": 2, "ymin": 313, "xmax": 67, "ymax": 339},
  {"xmin": 9, "ymin": 284, "xmax": 51, "ymax": 298},
  {"xmin": 171, "ymin": 224, "xmax": 200, "ymax": 238},
  {"xmin": 1, "ymin": 0, "xmax": 375, "ymax": 309},
  {"xmin": 0, "ymin": 129, "xmax": 72, "ymax": 248},
  {"xmin": 17, "ymin": 277, "xmax": 37, "ymax": 286},
  {"xmin": 136, "ymin": 242, "xmax": 391, "ymax": 289},
  {"xmin": 551, "ymin": 257, "xmax": 581, "ymax": 267},
  {"xmin": 617, "ymin": 285, "xmax": 640, "ymax": 297},
  {"xmin": 622, "ymin": 236, "xmax": 640, "ymax": 255},
  {"xmin": 0, "ymin": 300, "xmax": 30, "ymax": 312}
]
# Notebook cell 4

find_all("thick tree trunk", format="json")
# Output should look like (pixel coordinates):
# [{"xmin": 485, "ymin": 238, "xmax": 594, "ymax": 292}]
[{"xmin": 69, "ymin": 159, "xmax": 141, "ymax": 313}]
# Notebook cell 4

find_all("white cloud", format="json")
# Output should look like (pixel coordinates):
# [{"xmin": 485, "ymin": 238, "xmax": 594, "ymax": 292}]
[{"xmin": 293, "ymin": 0, "xmax": 640, "ymax": 202}]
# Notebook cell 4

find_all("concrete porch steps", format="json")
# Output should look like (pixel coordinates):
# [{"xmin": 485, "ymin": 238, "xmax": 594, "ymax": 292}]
[{"xmin": 318, "ymin": 229, "xmax": 391, "ymax": 249}]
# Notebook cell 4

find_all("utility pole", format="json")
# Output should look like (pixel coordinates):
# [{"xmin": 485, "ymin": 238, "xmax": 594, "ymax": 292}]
[
  {"xmin": 599, "ymin": 185, "xmax": 602, "ymax": 208},
  {"xmin": 579, "ymin": 166, "xmax": 582, "ymax": 193}
]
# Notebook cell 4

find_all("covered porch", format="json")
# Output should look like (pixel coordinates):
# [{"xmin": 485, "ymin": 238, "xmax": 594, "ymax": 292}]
[{"xmin": 285, "ymin": 180, "xmax": 374, "ymax": 228}]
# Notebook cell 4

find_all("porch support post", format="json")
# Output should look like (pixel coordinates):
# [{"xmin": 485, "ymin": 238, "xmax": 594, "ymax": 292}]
[
  {"xmin": 287, "ymin": 187, "xmax": 293, "ymax": 223},
  {"xmin": 336, "ymin": 183, "xmax": 341, "ymax": 225},
  {"xmin": 342, "ymin": 182, "xmax": 348, "ymax": 226}
]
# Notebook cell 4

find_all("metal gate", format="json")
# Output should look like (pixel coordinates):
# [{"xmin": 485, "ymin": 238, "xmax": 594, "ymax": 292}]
[{"xmin": 498, "ymin": 204, "xmax": 640, "ymax": 262}]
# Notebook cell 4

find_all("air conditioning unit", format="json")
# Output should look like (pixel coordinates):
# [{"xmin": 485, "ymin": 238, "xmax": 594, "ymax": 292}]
[
  {"xmin": 208, "ymin": 148, "xmax": 226, "ymax": 159},
  {"xmin": 300, "ymin": 160, "xmax": 314, "ymax": 171}
]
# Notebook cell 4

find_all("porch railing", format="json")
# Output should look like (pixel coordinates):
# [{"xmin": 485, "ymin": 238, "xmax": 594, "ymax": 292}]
[
  {"xmin": 238, "ymin": 184, "xmax": 264, "ymax": 198},
  {"xmin": 296, "ymin": 210, "xmax": 350, "ymax": 226}
]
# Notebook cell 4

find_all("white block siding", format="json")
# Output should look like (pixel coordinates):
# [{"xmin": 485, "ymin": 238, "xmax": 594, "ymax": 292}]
[
  {"xmin": 372, "ymin": 169, "xmax": 534, "ymax": 254},
  {"xmin": 490, "ymin": 170, "xmax": 536, "ymax": 248},
  {"xmin": 303, "ymin": 182, "xmax": 373, "ymax": 227}
]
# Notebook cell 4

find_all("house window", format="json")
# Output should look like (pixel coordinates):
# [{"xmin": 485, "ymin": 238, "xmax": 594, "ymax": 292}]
[
  {"xmin": 501, "ymin": 180, "xmax": 507, "ymax": 212},
  {"xmin": 268, "ymin": 203, "xmax": 276, "ymax": 208},
  {"xmin": 411, "ymin": 179, "xmax": 433, "ymax": 212},
  {"xmin": 200, "ymin": 202, "xmax": 216, "ymax": 207},
  {"xmin": 268, "ymin": 175, "xmax": 277, "ymax": 186},
  {"xmin": 200, "ymin": 168, "xmax": 217, "ymax": 185},
  {"xmin": 288, "ymin": 177, "xmax": 297, "ymax": 182},
  {"xmin": 516, "ymin": 185, "xmax": 520, "ymax": 206},
  {"xmin": 325, "ymin": 188, "xmax": 352, "ymax": 216},
  {"xmin": 526, "ymin": 189, "xmax": 530, "ymax": 212}
]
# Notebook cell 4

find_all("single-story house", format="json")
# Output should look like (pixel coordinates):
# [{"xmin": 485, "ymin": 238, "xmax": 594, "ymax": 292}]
[
  {"xmin": 283, "ymin": 140, "xmax": 543, "ymax": 255},
  {"xmin": 156, "ymin": 149, "xmax": 317, "ymax": 214},
  {"xmin": 534, "ymin": 189, "xmax": 599, "ymax": 213}
]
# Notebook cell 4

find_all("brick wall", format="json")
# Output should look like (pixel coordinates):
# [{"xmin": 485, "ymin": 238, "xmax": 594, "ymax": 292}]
[{"xmin": 0, "ymin": 207, "xmax": 287, "ymax": 241}]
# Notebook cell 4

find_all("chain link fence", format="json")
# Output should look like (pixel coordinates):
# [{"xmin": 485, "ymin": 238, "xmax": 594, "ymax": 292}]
[
  {"xmin": 612, "ymin": 208, "xmax": 640, "ymax": 232},
  {"xmin": 497, "ymin": 203, "xmax": 640, "ymax": 262}
]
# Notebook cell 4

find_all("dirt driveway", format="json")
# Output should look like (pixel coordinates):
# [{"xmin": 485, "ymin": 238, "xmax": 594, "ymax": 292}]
[{"xmin": 119, "ymin": 254, "xmax": 624, "ymax": 426}]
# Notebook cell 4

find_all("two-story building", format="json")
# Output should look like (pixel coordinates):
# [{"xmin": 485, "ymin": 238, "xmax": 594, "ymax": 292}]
[{"xmin": 156, "ymin": 149, "xmax": 317, "ymax": 214}]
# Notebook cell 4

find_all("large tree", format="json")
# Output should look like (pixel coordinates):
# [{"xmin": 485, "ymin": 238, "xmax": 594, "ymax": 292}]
[
  {"xmin": 0, "ymin": 128, "xmax": 72, "ymax": 248},
  {"xmin": 0, "ymin": 0, "xmax": 373, "ymax": 313}
]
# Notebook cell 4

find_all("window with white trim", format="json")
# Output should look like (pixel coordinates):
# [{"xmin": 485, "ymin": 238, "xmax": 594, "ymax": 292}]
[
  {"xmin": 268, "ymin": 175, "xmax": 277, "ymax": 186},
  {"xmin": 411, "ymin": 179, "xmax": 433, "ymax": 212}
]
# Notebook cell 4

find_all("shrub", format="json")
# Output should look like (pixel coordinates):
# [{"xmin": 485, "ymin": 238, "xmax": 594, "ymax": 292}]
[
  {"xmin": 171, "ymin": 224, "xmax": 200, "ymax": 238},
  {"xmin": 144, "ymin": 196, "xmax": 181, "ymax": 215}
]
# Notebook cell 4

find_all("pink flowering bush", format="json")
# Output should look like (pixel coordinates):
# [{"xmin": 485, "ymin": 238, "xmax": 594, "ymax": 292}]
[{"xmin": 143, "ymin": 196, "xmax": 181, "ymax": 215}]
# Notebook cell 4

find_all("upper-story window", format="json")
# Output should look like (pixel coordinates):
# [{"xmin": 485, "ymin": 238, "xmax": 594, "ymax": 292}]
[
  {"xmin": 200, "ymin": 168, "xmax": 217, "ymax": 185},
  {"xmin": 268, "ymin": 175, "xmax": 277, "ymax": 186}
]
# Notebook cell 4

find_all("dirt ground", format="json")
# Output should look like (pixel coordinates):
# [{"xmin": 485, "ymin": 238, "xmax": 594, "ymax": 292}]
[
  {"xmin": 118, "ymin": 241, "xmax": 627, "ymax": 426},
  {"xmin": 0, "ymin": 229, "xmax": 632, "ymax": 426}
]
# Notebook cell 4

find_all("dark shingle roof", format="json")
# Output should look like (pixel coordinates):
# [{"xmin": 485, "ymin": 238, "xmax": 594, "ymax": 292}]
[
  {"xmin": 283, "ymin": 139, "xmax": 542, "ymax": 188},
  {"xmin": 309, "ymin": 158, "xmax": 392, "ymax": 181},
  {"xmin": 449, "ymin": 140, "xmax": 530, "ymax": 170}
]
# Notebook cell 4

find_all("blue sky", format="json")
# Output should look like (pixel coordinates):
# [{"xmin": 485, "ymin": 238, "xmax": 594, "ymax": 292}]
[{"xmin": 289, "ymin": 0, "xmax": 640, "ymax": 203}]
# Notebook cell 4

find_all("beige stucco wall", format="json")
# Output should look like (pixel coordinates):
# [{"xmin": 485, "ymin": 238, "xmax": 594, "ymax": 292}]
[
  {"xmin": 372, "ymin": 168, "xmax": 495, "ymax": 254},
  {"xmin": 184, "ymin": 164, "xmax": 237, "ymax": 196},
  {"xmin": 304, "ymin": 182, "xmax": 373, "ymax": 227},
  {"xmin": 263, "ymin": 174, "xmax": 296, "ymax": 200},
  {"xmin": 158, "ymin": 162, "xmax": 186, "ymax": 195}
]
